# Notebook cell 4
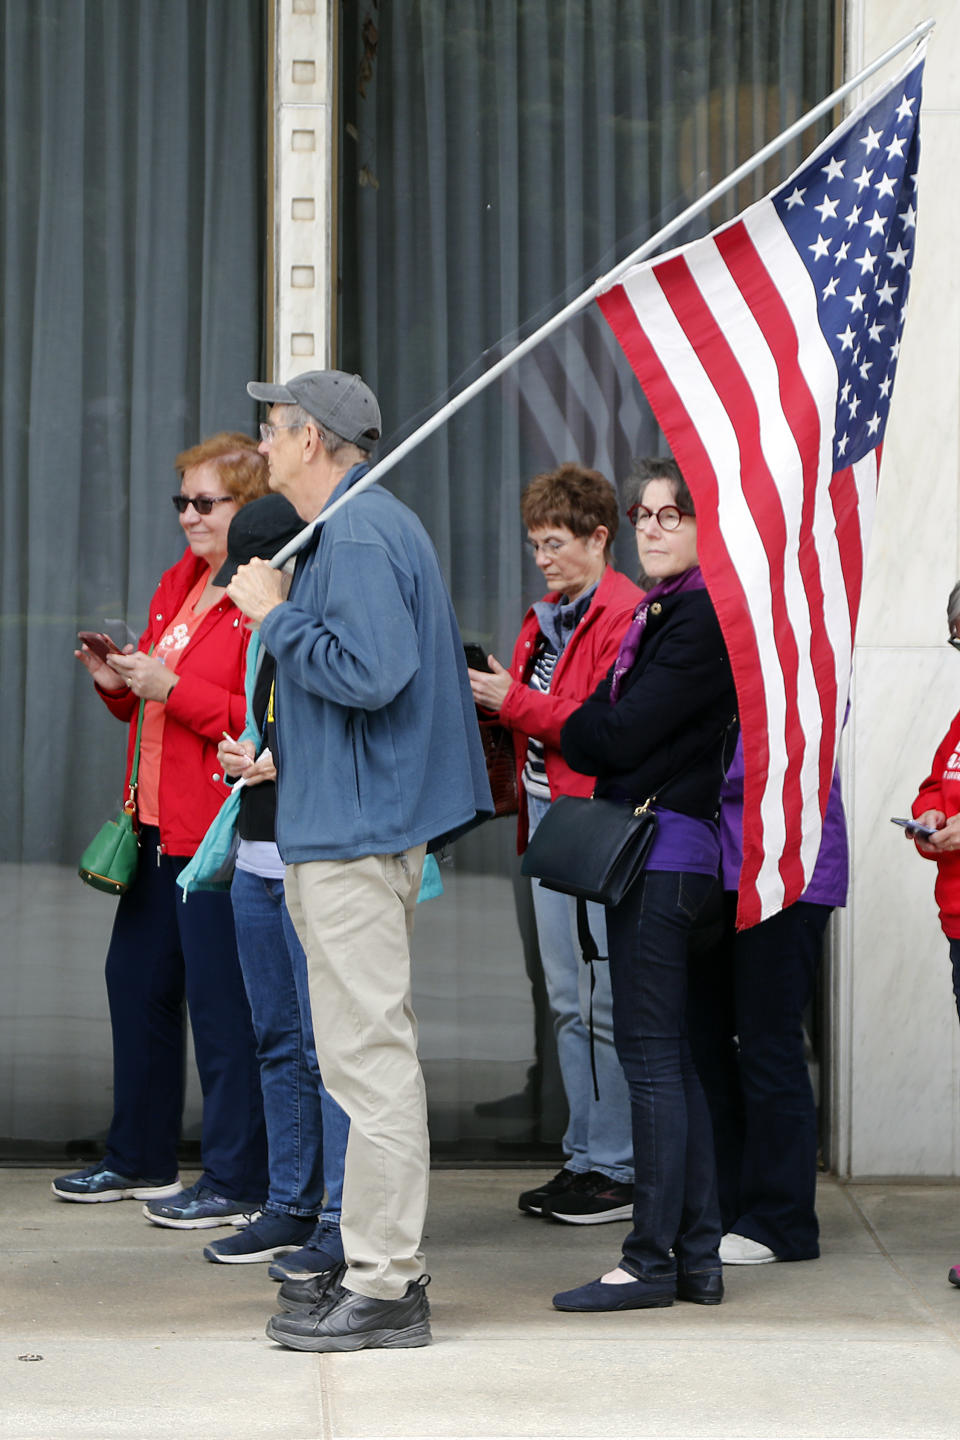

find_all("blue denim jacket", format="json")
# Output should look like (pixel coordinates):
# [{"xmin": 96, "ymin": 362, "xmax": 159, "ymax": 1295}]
[{"xmin": 259, "ymin": 466, "xmax": 492, "ymax": 861}]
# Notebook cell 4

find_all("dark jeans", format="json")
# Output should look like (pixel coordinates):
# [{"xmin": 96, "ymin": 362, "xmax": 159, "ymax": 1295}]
[
  {"xmin": 606, "ymin": 869, "xmax": 721, "ymax": 1282},
  {"xmin": 103, "ymin": 827, "xmax": 268, "ymax": 1200},
  {"xmin": 948, "ymin": 940, "xmax": 960, "ymax": 1027},
  {"xmin": 688, "ymin": 894, "xmax": 831, "ymax": 1260}
]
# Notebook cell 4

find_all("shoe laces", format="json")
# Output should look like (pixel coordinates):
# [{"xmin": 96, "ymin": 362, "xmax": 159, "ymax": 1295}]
[
  {"xmin": 545, "ymin": 1167, "xmax": 576, "ymax": 1188},
  {"xmin": 570, "ymin": 1170, "xmax": 616, "ymax": 1196},
  {"xmin": 307, "ymin": 1262, "xmax": 347, "ymax": 1315}
]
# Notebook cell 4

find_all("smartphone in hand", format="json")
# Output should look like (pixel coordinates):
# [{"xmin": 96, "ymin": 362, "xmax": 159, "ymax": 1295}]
[
  {"xmin": 78, "ymin": 631, "xmax": 122, "ymax": 664},
  {"xmin": 464, "ymin": 643, "xmax": 492, "ymax": 673},
  {"xmin": 891, "ymin": 816, "xmax": 936, "ymax": 841}
]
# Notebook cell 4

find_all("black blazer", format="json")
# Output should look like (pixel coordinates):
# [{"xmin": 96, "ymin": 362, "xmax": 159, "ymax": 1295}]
[{"xmin": 560, "ymin": 588, "xmax": 738, "ymax": 819}]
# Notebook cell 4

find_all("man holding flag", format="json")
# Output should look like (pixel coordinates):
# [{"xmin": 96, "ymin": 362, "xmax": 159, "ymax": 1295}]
[{"xmin": 226, "ymin": 370, "xmax": 491, "ymax": 1351}]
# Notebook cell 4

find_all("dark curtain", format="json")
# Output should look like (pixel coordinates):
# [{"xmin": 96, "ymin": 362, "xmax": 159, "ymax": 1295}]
[
  {"xmin": 339, "ymin": 0, "xmax": 834, "ymax": 660},
  {"xmin": 0, "ymin": 0, "xmax": 266, "ymax": 864},
  {"xmin": 337, "ymin": 0, "xmax": 834, "ymax": 1153}
]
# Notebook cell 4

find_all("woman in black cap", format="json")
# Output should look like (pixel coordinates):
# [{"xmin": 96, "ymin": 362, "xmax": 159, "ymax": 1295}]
[{"xmin": 202, "ymin": 495, "xmax": 349, "ymax": 1275}]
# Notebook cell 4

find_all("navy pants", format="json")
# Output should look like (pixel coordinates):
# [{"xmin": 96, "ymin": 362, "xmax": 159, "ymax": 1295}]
[
  {"xmin": 687, "ymin": 894, "xmax": 831, "ymax": 1261},
  {"xmin": 606, "ymin": 869, "xmax": 722, "ymax": 1283},
  {"xmin": 947, "ymin": 940, "xmax": 960, "ymax": 1027},
  {"xmin": 103, "ymin": 826, "xmax": 268, "ymax": 1200}
]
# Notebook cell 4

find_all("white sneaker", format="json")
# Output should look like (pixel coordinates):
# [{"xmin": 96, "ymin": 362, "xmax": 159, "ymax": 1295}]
[{"xmin": 719, "ymin": 1232, "xmax": 778, "ymax": 1265}]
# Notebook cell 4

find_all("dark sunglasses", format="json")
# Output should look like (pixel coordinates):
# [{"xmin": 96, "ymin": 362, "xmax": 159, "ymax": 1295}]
[{"xmin": 171, "ymin": 494, "xmax": 235, "ymax": 516}]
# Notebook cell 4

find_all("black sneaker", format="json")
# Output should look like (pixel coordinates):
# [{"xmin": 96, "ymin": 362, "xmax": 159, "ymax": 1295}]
[
  {"xmin": 542, "ymin": 1170, "xmax": 634, "ymax": 1225},
  {"xmin": 277, "ymin": 1263, "xmax": 347, "ymax": 1314},
  {"xmin": 517, "ymin": 1166, "xmax": 580, "ymax": 1216},
  {"xmin": 266, "ymin": 1275, "xmax": 431, "ymax": 1352}
]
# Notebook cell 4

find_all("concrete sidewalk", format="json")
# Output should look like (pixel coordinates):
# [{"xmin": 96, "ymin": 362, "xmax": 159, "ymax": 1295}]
[{"xmin": 4, "ymin": 1167, "xmax": 960, "ymax": 1439}]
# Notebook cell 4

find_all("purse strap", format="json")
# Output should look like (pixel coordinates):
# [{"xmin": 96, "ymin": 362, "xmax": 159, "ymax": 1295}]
[
  {"xmin": 124, "ymin": 644, "xmax": 155, "ymax": 813},
  {"xmin": 575, "ymin": 897, "xmax": 604, "ymax": 1101},
  {"xmin": 626, "ymin": 713, "xmax": 738, "ymax": 812}
]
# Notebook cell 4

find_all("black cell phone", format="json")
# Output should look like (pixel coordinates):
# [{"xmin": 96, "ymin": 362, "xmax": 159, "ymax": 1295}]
[
  {"xmin": 464, "ymin": 643, "xmax": 491, "ymax": 673},
  {"xmin": 891, "ymin": 816, "xmax": 936, "ymax": 841}
]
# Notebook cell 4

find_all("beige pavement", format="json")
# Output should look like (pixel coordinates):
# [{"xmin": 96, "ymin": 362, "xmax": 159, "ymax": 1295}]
[{"xmin": 4, "ymin": 1168, "xmax": 960, "ymax": 1439}]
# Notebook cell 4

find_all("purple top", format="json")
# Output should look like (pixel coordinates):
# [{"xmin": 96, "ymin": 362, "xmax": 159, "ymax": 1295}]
[
  {"xmin": 719, "ymin": 737, "xmax": 848, "ymax": 906},
  {"xmin": 648, "ymin": 807, "xmax": 721, "ymax": 876}
]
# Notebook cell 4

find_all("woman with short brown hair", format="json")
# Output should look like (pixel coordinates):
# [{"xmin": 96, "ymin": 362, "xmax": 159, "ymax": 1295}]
[{"xmin": 469, "ymin": 462, "xmax": 642, "ymax": 1226}]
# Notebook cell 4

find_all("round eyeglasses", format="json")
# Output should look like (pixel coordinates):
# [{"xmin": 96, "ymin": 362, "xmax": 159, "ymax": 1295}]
[
  {"xmin": 627, "ymin": 502, "xmax": 693, "ymax": 531},
  {"xmin": 171, "ymin": 494, "xmax": 235, "ymax": 516}
]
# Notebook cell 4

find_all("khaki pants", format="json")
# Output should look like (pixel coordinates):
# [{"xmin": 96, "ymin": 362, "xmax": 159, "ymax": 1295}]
[{"xmin": 283, "ymin": 844, "xmax": 428, "ymax": 1299}]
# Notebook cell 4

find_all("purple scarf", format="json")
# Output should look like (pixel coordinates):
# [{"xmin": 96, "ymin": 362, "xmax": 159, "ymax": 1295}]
[{"xmin": 608, "ymin": 566, "xmax": 706, "ymax": 704}]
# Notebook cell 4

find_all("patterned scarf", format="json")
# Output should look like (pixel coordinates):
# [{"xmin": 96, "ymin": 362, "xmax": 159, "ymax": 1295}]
[{"xmin": 608, "ymin": 566, "xmax": 706, "ymax": 704}]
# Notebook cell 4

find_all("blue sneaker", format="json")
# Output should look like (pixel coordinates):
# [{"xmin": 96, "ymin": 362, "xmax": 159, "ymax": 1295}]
[
  {"xmin": 142, "ymin": 1179, "xmax": 263, "ymax": 1230},
  {"xmin": 268, "ymin": 1219, "xmax": 344, "ymax": 1280},
  {"xmin": 52, "ymin": 1163, "xmax": 181, "ymax": 1204},
  {"xmin": 203, "ymin": 1211, "xmax": 317, "ymax": 1264}
]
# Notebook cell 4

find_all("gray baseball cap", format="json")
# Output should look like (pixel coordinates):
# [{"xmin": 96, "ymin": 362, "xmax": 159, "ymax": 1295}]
[{"xmin": 247, "ymin": 369, "xmax": 381, "ymax": 452}]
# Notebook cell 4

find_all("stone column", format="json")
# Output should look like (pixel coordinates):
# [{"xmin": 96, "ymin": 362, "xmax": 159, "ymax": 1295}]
[{"xmin": 269, "ymin": 0, "xmax": 335, "ymax": 376}]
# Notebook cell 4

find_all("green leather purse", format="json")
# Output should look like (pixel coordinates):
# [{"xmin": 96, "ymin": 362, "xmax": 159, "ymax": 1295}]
[{"xmin": 78, "ymin": 692, "xmax": 146, "ymax": 896}]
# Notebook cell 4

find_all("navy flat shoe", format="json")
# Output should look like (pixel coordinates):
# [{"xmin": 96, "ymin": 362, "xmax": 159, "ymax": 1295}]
[
  {"xmin": 676, "ymin": 1271, "xmax": 724, "ymax": 1305},
  {"xmin": 552, "ymin": 1275, "xmax": 675, "ymax": 1312}
]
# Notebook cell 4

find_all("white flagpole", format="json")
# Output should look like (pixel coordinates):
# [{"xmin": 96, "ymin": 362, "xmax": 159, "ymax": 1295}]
[{"xmin": 270, "ymin": 17, "xmax": 934, "ymax": 569}]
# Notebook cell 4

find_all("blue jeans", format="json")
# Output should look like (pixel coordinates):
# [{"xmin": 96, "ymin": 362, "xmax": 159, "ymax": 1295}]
[
  {"xmin": 230, "ymin": 868, "xmax": 349, "ymax": 1221},
  {"xmin": 528, "ymin": 794, "xmax": 633, "ymax": 1183},
  {"xmin": 606, "ymin": 868, "xmax": 721, "ymax": 1281},
  {"xmin": 104, "ymin": 828, "xmax": 268, "ymax": 1199},
  {"xmin": 688, "ymin": 895, "xmax": 829, "ymax": 1260}
]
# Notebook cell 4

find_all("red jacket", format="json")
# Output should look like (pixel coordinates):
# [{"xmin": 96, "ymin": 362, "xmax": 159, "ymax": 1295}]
[
  {"xmin": 97, "ymin": 549, "xmax": 250, "ymax": 857},
  {"xmin": 499, "ymin": 565, "xmax": 643, "ymax": 852},
  {"xmin": 913, "ymin": 711, "xmax": 960, "ymax": 938}
]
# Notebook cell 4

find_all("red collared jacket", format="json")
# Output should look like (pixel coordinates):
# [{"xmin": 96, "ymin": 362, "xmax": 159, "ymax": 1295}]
[
  {"xmin": 499, "ymin": 565, "xmax": 643, "ymax": 853},
  {"xmin": 96, "ymin": 549, "xmax": 250, "ymax": 857},
  {"xmin": 913, "ymin": 710, "xmax": 960, "ymax": 938}
]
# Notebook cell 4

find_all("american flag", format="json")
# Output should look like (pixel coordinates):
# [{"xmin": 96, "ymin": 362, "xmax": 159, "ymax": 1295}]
[{"xmin": 597, "ymin": 45, "xmax": 925, "ymax": 927}]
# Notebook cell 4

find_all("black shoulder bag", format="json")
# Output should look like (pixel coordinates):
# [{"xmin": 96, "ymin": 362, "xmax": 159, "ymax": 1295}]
[{"xmin": 520, "ymin": 717, "xmax": 737, "ymax": 1097}]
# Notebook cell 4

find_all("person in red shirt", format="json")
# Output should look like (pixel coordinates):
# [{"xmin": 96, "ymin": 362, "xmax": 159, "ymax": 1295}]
[
  {"xmin": 53, "ymin": 433, "xmax": 270, "ymax": 1229},
  {"xmin": 468, "ymin": 463, "xmax": 642, "ymax": 1225},
  {"xmin": 908, "ymin": 580, "xmax": 960, "ymax": 1289}
]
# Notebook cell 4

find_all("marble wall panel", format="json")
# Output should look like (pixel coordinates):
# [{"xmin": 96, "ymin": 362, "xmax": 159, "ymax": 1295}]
[
  {"xmin": 860, "ymin": 0, "xmax": 960, "ymax": 114},
  {"xmin": 841, "ymin": 0, "xmax": 960, "ymax": 1176},
  {"xmin": 846, "ymin": 645, "xmax": 960, "ymax": 1174},
  {"xmin": 856, "ymin": 114, "xmax": 960, "ymax": 650}
]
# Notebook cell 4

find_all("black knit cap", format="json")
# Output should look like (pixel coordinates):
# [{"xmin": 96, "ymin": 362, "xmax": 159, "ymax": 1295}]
[{"xmin": 213, "ymin": 493, "xmax": 304, "ymax": 586}]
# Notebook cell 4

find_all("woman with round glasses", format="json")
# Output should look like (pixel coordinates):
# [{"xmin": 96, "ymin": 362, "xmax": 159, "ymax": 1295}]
[
  {"xmin": 553, "ymin": 455, "xmax": 737, "ymax": 1312},
  {"xmin": 54, "ymin": 433, "xmax": 271, "ymax": 1230},
  {"xmin": 467, "ymin": 463, "xmax": 642, "ymax": 1225}
]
